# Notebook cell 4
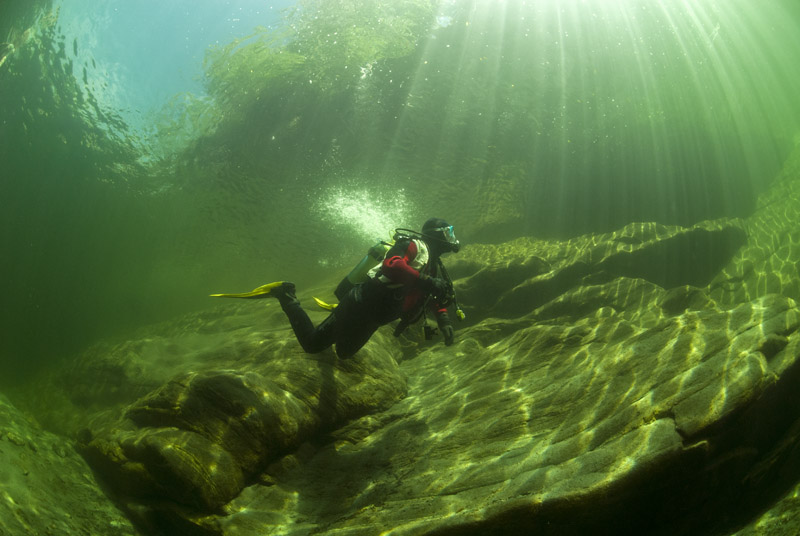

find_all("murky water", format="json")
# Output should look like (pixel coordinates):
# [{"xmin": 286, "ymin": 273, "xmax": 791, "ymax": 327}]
[{"xmin": 1, "ymin": 0, "xmax": 799, "ymax": 383}]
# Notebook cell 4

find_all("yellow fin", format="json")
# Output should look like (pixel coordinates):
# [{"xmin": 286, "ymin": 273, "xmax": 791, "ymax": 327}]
[
  {"xmin": 210, "ymin": 281, "xmax": 285, "ymax": 299},
  {"xmin": 313, "ymin": 296, "xmax": 337, "ymax": 310}
]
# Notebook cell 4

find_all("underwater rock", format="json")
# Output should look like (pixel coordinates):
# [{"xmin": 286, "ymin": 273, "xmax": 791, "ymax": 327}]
[
  {"xmin": 451, "ymin": 219, "xmax": 746, "ymax": 321},
  {"xmin": 85, "ymin": 423, "xmax": 246, "ymax": 511},
  {"xmin": 77, "ymin": 324, "xmax": 407, "ymax": 530},
  {"xmin": 0, "ymin": 392, "xmax": 136, "ymax": 535},
  {"xmin": 211, "ymin": 294, "xmax": 800, "ymax": 535},
  {"xmin": 707, "ymin": 142, "xmax": 800, "ymax": 535},
  {"xmin": 709, "ymin": 143, "xmax": 800, "ymax": 309}
]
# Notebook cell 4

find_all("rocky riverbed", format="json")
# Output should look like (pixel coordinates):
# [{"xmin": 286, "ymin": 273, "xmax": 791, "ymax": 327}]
[{"xmin": 4, "ymin": 144, "xmax": 800, "ymax": 535}]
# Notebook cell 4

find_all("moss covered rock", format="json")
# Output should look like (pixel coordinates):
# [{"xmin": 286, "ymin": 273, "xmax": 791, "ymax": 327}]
[{"xmin": 75, "ymin": 316, "xmax": 407, "ymax": 530}]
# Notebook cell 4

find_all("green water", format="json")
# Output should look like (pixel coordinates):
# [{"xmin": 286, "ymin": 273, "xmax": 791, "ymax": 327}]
[{"xmin": 1, "ymin": 0, "xmax": 799, "ymax": 384}]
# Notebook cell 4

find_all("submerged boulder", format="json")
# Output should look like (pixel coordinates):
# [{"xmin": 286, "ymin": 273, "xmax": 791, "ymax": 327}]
[
  {"xmin": 452, "ymin": 218, "xmax": 746, "ymax": 322},
  {"xmin": 77, "ymin": 324, "xmax": 407, "ymax": 531}
]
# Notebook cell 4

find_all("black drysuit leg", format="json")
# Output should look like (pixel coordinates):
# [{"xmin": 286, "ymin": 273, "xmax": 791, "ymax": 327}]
[
  {"xmin": 279, "ymin": 298, "xmax": 340, "ymax": 353},
  {"xmin": 278, "ymin": 285, "xmax": 383, "ymax": 358}
]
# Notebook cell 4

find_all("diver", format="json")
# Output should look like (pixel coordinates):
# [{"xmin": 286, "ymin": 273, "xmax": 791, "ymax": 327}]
[{"xmin": 257, "ymin": 218, "xmax": 461, "ymax": 359}]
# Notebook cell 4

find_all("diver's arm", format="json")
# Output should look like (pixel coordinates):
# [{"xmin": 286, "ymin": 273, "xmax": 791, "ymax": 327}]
[
  {"xmin": 381, "ymin": 242, "xmax": 450, "ymax": 299},
  {"xmin": 381, "ymin": 255, "xmax": 421, "ymax": 285},
  {"xmin": 379, "ymin": 239, "xmax": 423, "ymax": 285}
]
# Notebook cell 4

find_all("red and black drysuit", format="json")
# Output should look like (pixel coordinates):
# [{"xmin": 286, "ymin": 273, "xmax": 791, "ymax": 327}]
[{"xmin": 277, "ymin": 237, "xmax": 453, "ymax": 358}]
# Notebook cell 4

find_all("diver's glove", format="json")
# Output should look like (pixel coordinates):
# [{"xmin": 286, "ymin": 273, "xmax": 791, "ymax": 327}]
[
  {"xmin": 418, "ymin": 274, "xmax": 451, "ymax": 300},
  {"xmin": 437, "ymin": 312, "xmax": 455, "ymax": 346}
]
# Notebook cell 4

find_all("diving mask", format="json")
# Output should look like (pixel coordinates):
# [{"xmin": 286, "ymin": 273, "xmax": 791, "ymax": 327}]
[{"xmin": 433, "ymin": 225, "xmax": 460, "ymax": 253}]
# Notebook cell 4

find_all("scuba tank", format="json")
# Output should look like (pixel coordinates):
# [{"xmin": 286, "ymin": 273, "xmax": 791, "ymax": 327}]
[{"xmin": 334, "ymin": 241, "xmax": 391, "ymax": 300}]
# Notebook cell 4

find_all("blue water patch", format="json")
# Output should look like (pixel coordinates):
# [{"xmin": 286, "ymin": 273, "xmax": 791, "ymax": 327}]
[{"xmin": 54, "ymin": 0, "xmax": 295, "ymax": 133}]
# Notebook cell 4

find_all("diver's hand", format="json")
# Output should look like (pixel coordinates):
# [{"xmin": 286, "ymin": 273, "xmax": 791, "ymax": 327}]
[
  {"xmin": 437, "ymin": 312, "xmax": 455, "ymax": 346},
  {"xmin": 419, "ymin": 274, "xmax": 451, "ymax": 300}
]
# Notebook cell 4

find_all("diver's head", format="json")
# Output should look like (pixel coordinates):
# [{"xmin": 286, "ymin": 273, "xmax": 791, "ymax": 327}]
[{"xmin": 422, "ymin": 218, "xmax": 460, "ymax": 254}]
